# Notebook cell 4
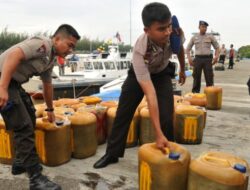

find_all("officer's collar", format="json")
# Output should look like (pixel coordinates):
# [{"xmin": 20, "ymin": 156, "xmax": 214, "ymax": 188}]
[
  {"xmin": 49, "ymin": 44, "xmax": 56, "ymax": 63},
  {"xmin": 148, "ymin": 37, "xmax": 170, "ymax": 52}
]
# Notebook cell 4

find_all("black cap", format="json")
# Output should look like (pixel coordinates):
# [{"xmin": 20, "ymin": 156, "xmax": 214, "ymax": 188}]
[{"xmin": 199, "ymin": 20, "xmax": 209, "ymax": 26}]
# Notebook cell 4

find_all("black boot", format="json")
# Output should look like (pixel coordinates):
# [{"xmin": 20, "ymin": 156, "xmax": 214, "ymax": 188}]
[
  {"xmin": 12, "ymin": 162, "xmax": 43, "ymax": 175},
  {"xmin": 12, "ymin": 162, "xmax": 26, "ymax": 175},
  {"xmin": 29, "ymin": 173, "xmax": 61, "ymax": 190},
  {"xmin": 28, "ymin": 165, "xmax": 61, "ymax": 190}
]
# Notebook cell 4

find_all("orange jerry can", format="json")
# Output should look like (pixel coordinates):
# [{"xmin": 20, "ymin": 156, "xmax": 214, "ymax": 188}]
[
  {"xmin": 34, "ymin": 104, "xmax": 46, "ymax": 118},
  {"xmin": 53, "ymin": 98, "xmax": 79, "ymax": 107},
  {"xmin": 68, "ymin": 112, "xmax": 97, "ymax": 159},
  {"xmin": 78, "ymin": 96, "xmax": 102, "ymax": 105},
  {"xmin": 106, "ymin": 107, "xmax": 139, "ymax": 147},
  {"xmin": 35, "ymin": 116, "xmax": 71, "ymax": 166},
  {"xmin": 184, "ymin": 93, "xmax": 207, "ymax": 107},
  {"xmin": 100, "ymin": 100, "xmax": 118, "ymax": 109},
  {"xmin": 174, "ymin": 105, "xmax": 205, "ymax": 144},
  {"xmin": 204, "ymin": 86, "xmax": 223, "ymax": 110},
  {"xmin": 188, "ymin": 151, "xmax": 249, "ymax": 190},
  {"xmin": 174, "ymin": 95, "xmax": 191, "ymax": 108},
  {"xmin": 139, "ymin": 107, "xmax": 155, "ymax": 145},
  {"xmin": 77, "ymin": 105, "xmax": 107, "ymax": 145},
  {"xmin": 0, "ymin": 118, "xmax": 14, "ymax": 165},
  {"xmin": 139, "ymin": 142, "xmax": 191, "ymax": 190}
]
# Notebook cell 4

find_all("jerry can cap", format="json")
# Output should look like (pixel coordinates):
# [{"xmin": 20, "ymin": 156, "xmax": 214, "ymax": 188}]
[
  {"xmin": 64, "ymin": 111, "xmax": 73, "ymax": 116},
  {"xmin": 233, "ymin": 164, "xmax": 247, "ymax": 173},
  {"xmin": 55, "ymin": 120, "xmax": 64, "ymax": 126},
  {"xmin": 169, "ymin": 152, "xmax": 180, "ymax": 160}
]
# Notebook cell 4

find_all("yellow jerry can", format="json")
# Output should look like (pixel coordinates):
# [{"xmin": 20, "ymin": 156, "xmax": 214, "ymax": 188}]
[
  {"xmin": 204, "ymin": 86, "xmax": 223, "ymax": 110},
  {"xmin": 139, "ymin": 142, "xmax": 191, "ymax": 190},
  {"xmin": 188, "ymin": 151, "xmax": 249, "ymax": 190},
  {"xmin": 68, "ymin": 112, "xmax": 97, "ymax": 159},
  {"xmin": 53, "ymin": 98, "xmax": 80, "ymax": 107},
  {"xmin": 174, "ymin": 105, "xmax": 205, "ymax": 144},
  {"xmin": 77, "ymin": 105, "xmax": 107, "ymax": 145},
  {"xmin": 100, "ymin": 100, "xmax": 118, "ymax": 109},
  {"xmin": 174, "ymin": 95, "xmax": 191, "ymax": 108},
  {"xmin": 34, "ymin": 104, "xmax": 46, "ymax": 118},
  {"xmin": 184, "ymin": 93, "xmax": 207, "ymax": 107},
  {"xmin": 78, "ymin": 96, "xmax": 102, "ymax": 105},
  {"xmin": 139, "ymin": 107, "xmax": 155, "ymax": 145},
  {"xmin": 0, "ymin": 118, "xmax": 14, "ymax": 165},
  {"xmin": 106, "ymin": 107, "xmax": 139, "ymax": 147},
  {"xmin": 35, "ymin": 116, "xmax": 71, "ymax": 166}
]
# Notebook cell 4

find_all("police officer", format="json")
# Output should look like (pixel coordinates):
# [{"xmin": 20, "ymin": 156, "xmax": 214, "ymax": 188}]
[
  {"xmin": 93, "ymin": 2, "xmax": 186, "ymax": 169},
  {"xmin": 186, "ymin": 20, "xmax": 219, "ymax": 93},
  {"xmin": 0, "ymin": 24, "xmax": 80, "ymax": 190}
]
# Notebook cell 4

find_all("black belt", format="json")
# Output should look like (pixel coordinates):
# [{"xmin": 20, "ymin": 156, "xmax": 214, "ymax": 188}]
[{"xmin": 195, "ymin": 55, "xmax": 212, "ymax": 58}]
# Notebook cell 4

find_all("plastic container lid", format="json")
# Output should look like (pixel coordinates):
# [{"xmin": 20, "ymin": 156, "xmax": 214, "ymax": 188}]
[
  {"xmin": 64, "ymin": 111, "xmax": 73, "ymax": 116},
  {"xmin": 233, "ymin": 164, "xmax": 247, "ymax": 173},
  {"xmin": 169, "ymin": 152, "xmax": 180, "ymax": 160},
  {"xmin": 55, "ymin": 120, "xmax": 64, "ymax": 126}
]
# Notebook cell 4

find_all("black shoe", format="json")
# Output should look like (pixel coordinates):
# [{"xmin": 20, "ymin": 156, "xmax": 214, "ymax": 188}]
[
  {"xmin": 12, "ymin": 163, "xmax": 26, "ymax": 175},
  {"xmin": 30, "ymin": 173, "xmax": 61, "ymax": 190},
  {"xmin": 12, "ymin": 163, "xmax": 43, "ymax": 175},
  {"xmin": 93, "ymin": 154, "xmax": 118, "ymax": 169}
]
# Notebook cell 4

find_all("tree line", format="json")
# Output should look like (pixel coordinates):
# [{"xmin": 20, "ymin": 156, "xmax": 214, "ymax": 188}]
[
  {"xmin": 0, "ymin": 28, "xmax": 132, "ymax": 54},
  {"xmin": 238, "ymin": 45, "xmax": 250, "ymax": 59},
  {"xmin": 2, "ymin": 28, "xmax": 250, "ymax": 58}
]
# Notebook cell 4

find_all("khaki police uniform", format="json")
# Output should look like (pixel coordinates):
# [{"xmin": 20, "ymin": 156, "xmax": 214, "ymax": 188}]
[
  {"xmin": 106, "ymin": 33, "xmax": 181, "ymax": 157},
  {"xmin": 186, "ymin": 33, "xmax": 219, "ymax": 93},
  {"xmin": 0, "ymin": 36, "xmax": 55, "ymax": 169}
]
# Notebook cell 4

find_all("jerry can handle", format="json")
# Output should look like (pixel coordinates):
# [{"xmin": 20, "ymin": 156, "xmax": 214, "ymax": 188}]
[{"xmin": 203, "ymin": 155, "xmax": 231, "ymax": 167}]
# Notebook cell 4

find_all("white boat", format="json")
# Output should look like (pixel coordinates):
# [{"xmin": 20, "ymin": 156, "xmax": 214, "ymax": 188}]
[
  {"xmin": 99, "ymin": 55, "xmax": 182, "ymax": 93},
  {"xmin": 44, "ymin": 45, "xmax": 132, "ymax": 99},
  {"xmin": 52, "ymin": 45, "xmax": 132, "ymax": 82},
  {"xmin": 99, "ymin": 55, "xmax": 193, "ymax": 96}
]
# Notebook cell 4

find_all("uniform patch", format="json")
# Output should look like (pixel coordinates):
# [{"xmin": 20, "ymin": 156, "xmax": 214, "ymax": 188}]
[{"xmin": 36, "ymin": 44, "xmax": 46, "ymax": 54}]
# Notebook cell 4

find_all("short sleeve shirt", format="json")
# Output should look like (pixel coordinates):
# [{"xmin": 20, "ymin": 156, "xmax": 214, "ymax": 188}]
[
  {"xmin": 132, "ymin": 33, "xmax": 173, "ymax": 81},
  {"xmin": 186, "ymin": 33, "xmax": 219, "ymax": 55},
  {"xmin": 0, "ymin": 36, "xmax": 54, "ymax": 84},
  {"xmin": 219, "ymin": 47, "xmax": 227, "ymax": 56}
]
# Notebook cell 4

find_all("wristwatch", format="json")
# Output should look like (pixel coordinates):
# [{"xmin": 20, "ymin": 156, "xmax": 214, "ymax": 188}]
[{"xmin": 45, "ymin": 108, "xmax": 54, "ymax": 112}]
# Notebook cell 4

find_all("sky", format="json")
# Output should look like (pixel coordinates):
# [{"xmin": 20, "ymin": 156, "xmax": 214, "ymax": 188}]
[{"xmin": 0, "ymin": 0, "xmax": 249, "ymax": 50}]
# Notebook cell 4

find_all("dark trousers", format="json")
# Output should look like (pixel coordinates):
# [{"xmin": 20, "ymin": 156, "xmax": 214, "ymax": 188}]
[
  {"xmin": 219, "ymin": 55, "xmax": 225, "ymax": 64},
  {"xmin": 192, "ymin": 57, "xmax": 214, "ymax": 93},
  {"xmin": 1, "ymin": 80, "xmax": 40, "ymax": 170},
  {"xmin": 106, "ymin": 67, "xmax": 174, "ymax": 158},
  {"xmin": 228, "ymin": 57, "xmax": 234, "ymax": 69}
]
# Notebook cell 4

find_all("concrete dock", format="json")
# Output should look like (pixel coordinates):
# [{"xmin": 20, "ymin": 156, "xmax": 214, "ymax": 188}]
[{"xmin": 0, "ymin": 60, "xmax": 250, "ymax": 190}]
